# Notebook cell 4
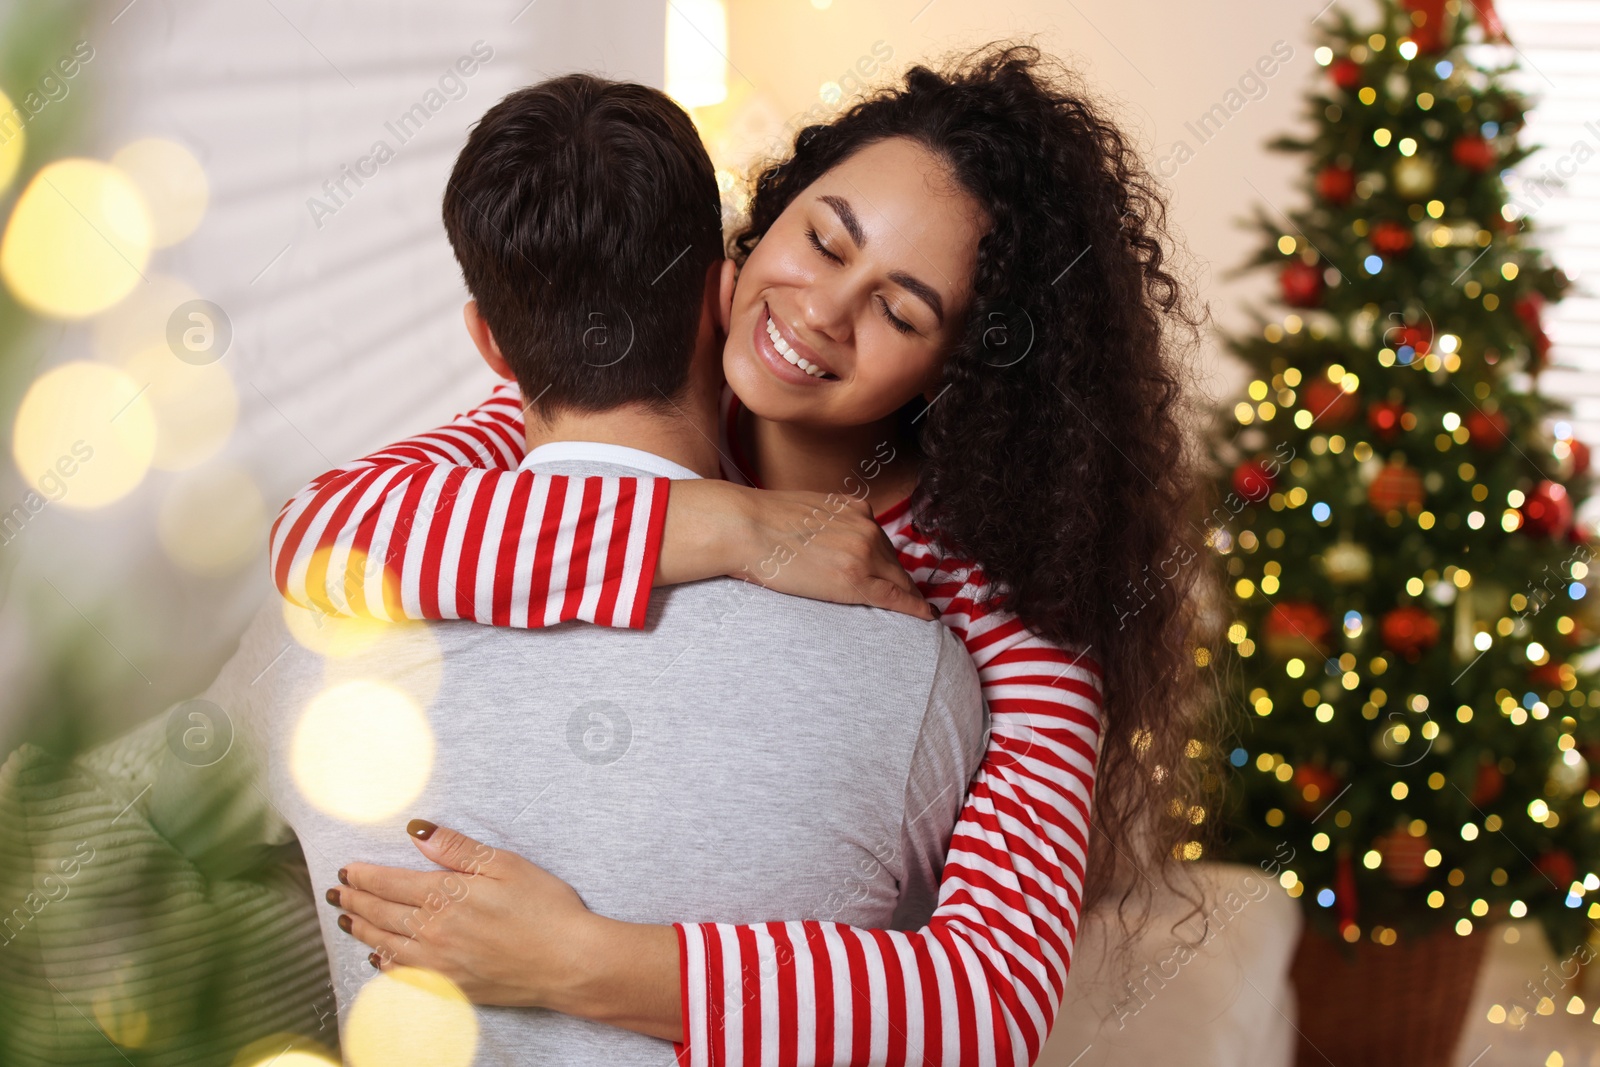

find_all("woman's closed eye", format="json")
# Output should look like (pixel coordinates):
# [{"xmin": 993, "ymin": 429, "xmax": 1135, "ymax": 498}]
[
  {"xmin": 805, "ymin": 227, "xmax": 917, "ymax": 335},
  {"xmin": 877, "ymin": 296, "xmax": 915, "ymax": 335},
  {"xmin": 805, "ymin": 226, "xmax": 841, "ymax": 264}
]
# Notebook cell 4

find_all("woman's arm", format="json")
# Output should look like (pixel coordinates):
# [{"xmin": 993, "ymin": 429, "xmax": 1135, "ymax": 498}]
[
  {"xmin": 666, "ymin": 589, "xmax": 1100, "ymax": 1067},
  {"xmin": 270, "ymin": 384, "xmax": 928, "ymax": 625},
  {"xmin": 269, "ymin": 383, "xmax": 669, "ymax": 628},
  {"xmin": 335, "ymin": 561, "xmax": 1098, "ymax": 1065}
]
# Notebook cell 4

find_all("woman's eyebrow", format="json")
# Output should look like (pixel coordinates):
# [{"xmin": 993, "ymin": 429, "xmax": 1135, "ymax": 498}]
[
  {"xmin": 889, "ymin": 271, "xmax": 944, "ymax": 324},
  {"xmin": 819, "ymin": 194, "xmax": 866, "ymax": 247},
  {"xmin": 819, "ymin": 193, "xmax": 946, "ymax": 324}
]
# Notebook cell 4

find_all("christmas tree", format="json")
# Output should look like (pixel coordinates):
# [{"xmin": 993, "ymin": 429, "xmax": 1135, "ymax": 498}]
[{"xmin": 1216, "ymin": 0, "xmax": 1599, "ymax": 958}]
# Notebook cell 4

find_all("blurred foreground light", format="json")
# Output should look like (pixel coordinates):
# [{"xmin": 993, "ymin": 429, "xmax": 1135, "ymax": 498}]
[
  {"xmin": 0, "ymin": 91, "xmax": 24, "ymax": 193},
  {"xmin": 282, "ymin": 545, "xmax": 407, "ymax": 653},
  {"xmin": 665, "ymin": 0, "xmax": 728, "ymax": 108},
  {"xmin": 111, "ymin": 138, "xmax": 208, "ymax": 247},
  {"xmin": 158, "ymin": 462, "xmax": 265, "ymax": 575},
  {"xmin": 92, "ymin": 274, "xmax": 200, "ymax": 361},
  {"xmin": 13, "ymin": 361, "xmax": 156, "ymax": 508},
  {"xmin": 346, "ymin": 967, "xmax": 477, "ymax": 1067},
  {"xmin": 321, "ymin": 621, "xmax": 444, "ymax": 712},
  {"xmin": 1, "ymin": 158, "xmax": 151, "ymax": 317},
  {"xmin": 123, "ymin": 343, "xmax": 237, "ymax": 470},
  {"xmin": 232, "ymin": 1032, "xmax": 341, "ymax": 1067},
  {"xmin": 292, "ymin": 680, "xmax": 433, "ymax": 823},
  {"xmin": 241, "ymin": 1053, "xmax": 339, "ymax": 1067}
]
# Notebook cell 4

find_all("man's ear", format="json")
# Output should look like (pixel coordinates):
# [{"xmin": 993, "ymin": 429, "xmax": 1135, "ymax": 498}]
[
  {"xmin": 463, "ymin": 301, "xmax": 514, "ymax": 380},
  {"xmin": 715, "ymin": 258, "xmax": 737, "ymax": 334}
]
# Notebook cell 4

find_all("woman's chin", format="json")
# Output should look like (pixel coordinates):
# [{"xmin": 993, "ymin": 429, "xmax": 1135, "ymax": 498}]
[{"xmin": 723, "ymin": 347, "xmax": 809, "ymax": 422}]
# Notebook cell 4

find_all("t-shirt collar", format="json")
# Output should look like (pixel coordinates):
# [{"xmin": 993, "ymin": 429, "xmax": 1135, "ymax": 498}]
[{"xmin": 518, "ymin": 440, "xmax": 703, "ymax": 480}]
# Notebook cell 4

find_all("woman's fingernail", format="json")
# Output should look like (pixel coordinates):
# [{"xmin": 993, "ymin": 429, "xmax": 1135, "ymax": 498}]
[
  {"xmin": 369, "ymin": 952, "xmax": 383, "ymax": 969},
  {"xmin": 407, "ymin": 819, "xmax": 437, "ymax": 840},
  {"xmin": 326, "ymin": 887, "xmax": 340, "ymax": 906},
  {"xmin": 338, "ymin": 914, "xmax": 353, "ymax": 934},
  {"xmin": 338, "ymin": 867, "xmax": 350, "ymax": 885}
]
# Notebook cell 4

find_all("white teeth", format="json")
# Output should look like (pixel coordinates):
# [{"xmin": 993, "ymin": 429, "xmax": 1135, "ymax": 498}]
[{"xmin": 766, "ymin": 312, "xmax": 827, "ymax": 377}]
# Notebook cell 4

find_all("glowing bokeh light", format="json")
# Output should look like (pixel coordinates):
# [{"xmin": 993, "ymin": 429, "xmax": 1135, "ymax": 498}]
[
  {"xmin": 92, "ymin": 274, "xmax": 200, "ymax": 361},
  {"xmin": 90, "ymin": 967, "xmax": 158, "ymax": 1049},
  {"xmin": 283, "ymin": 544, "xmax": 404, "ymax": 630},
  {"xmin": 240, "ymin": 1053, "xmax": 339, "ymax": 1067},
  {"xmin": 282, "ymin": 569, "xmax": 399, "ymax": 658},
  {"xmin": 665, "ymin": 0, "xmax": 728, "ymax": 108},
  {"xmin": 111, "ymin": 138, "xmax": 208, "ymax": 247},
  {"xmin": 320, "ymin": 621, "xmax": 444, "ymax": 711},
  {"xmin": 0, "ymin": 90, "xmax": 24, "ymax": 193},
  {"xmin": 13, "ymin": 362, "xmax": 156, "ymax": 509},
  {"xmin": 1, "ymin": 159, "xmax": 151, "ymax": 318},
  {"xmin": 231, "ymin": 1032, "xmax": 339, "ymax": 1067},
  {"xmin": 345, "ymin": 967, "xmax": 477, "ymax": 1067},
  {"xmin": 291, "ymin": 680, "xmax": 433, "ymax": 823},
  {"xmin": 159, "ymin": 462, "xmax": 265, "ymax": 575},
  {"xmin": 122, "ymin": 344, "xmax": 237, "ymax": 470}
]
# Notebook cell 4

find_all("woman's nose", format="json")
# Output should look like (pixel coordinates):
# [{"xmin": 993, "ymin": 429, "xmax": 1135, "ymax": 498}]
[{"xmin": 797, "ymin": 276, "xmax": 853, "ymax": 342}]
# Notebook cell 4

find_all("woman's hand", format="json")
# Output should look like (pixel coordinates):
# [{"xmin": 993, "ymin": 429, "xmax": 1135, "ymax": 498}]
[
  {"xmin": 660, "ymin": 479, "xmax": 932, "ymax": 619},
  {"xmin": 330, "ymin": 820, "xmax": 681, "ymax": 1041}
]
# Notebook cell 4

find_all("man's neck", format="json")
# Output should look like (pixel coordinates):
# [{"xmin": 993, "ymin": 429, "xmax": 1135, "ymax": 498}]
[{"xmin": 522, "ymin": 392, "xmax": 722, "ymax": 479}]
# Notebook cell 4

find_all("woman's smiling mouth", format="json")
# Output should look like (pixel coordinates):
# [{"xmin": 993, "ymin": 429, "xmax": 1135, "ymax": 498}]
[{"xmin": 756, "ymin": 304, "xmax": 838, "ymax": 382}]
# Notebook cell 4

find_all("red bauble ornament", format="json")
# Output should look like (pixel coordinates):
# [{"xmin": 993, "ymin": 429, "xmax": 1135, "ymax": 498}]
[
  {"xmin": 1452, "ymin": 134, "xmax": 1496, "ymax": 173},
  {"xmin": 1263, "ymin": 601, "xmax": 1332, "ymax": 659},
  {"xmin": 1570, "ymin": 439, "xmax": 1591, "ymax": 478},
  {"xmin": 1302, "ymin": 376, "xmax": 1359, "ymax": 427},
  {"xmin": 1514, "ymin": 295, "xmax": 1553, "ymax": 370},
  {"xmin": 1280, "ymin": 261, "xmax": 1325, "ymax": 308},
  {"xmin": 1403, "ymin": 0, "xmax": 1450, "ymax": 52},
  {"xmin": 1232, "ymin": 459, "xmax": 1277, "ymax": 503},
  {"xmin": 1375, "ymin": 828, "xmax": 1431, "ymax": 888},
  {"xmin": 1334, "ymin": 852, "xmax": 1359, "ymax": 935},
  {"xmin": 1475, "ymin": 0, "xmax": 1510, "ymax": 43},
  {"xmin": 1381, "ymin": 604, "xmax": 1441, "ymax": 658},
  {"xmin": 1370, "ymin": 220, "xmax": 1415, "ymax": 256},
  {"xmin": 1389, "ymin": 323, "xmax": 1432, "ymax": 355},
  {"xmin": 1330, "ymin": 57, "xmax": 1363, "ymax": 90},
  {"xmin": 1537, "ymin": 850, "xmax": 1577, "ymax": 890},
  {"xmin": 1470, "ymin": 762, "xmax": 1504, "ymax": 806},
  {"xmin": 1368, "ymin": 399, "xmax": 1405, "ymax": 441},
  {"xmin": 1368, "ymin": 463, "xmax": 1425, "ymax": 514},
  {"xmin": 1520, "ymin": 480, "xmax": 1574, "ymax": 539},
  {"xmin": 1293, "ymin": 764, "xmax": 1340, "ymax": 812},
  {"xmin": 1528, "ymin": 660, "xmax": 1568, "ymax": 691},
  {"xmin": 1464, "ymin": 408, "xmax": 1509, "ymax": 450},
  {"xmin": 1315, "ymin": 165, "xmax": 1356, "ymax": 206}
]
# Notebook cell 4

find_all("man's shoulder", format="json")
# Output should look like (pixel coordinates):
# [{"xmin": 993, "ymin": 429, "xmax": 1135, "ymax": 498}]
[
  {"xmin": 657, "ymin": 575, "xmax": 949, "ymax": 640},
  {"xmin": 655, "ymin": 577, "xmax": 973, "ymax": 694}
]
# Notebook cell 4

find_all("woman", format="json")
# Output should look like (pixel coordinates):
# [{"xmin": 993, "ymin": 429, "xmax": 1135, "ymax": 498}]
[{"xmin": 272, "ymin": 43, "xmax": 1214, "ymax": 1064}]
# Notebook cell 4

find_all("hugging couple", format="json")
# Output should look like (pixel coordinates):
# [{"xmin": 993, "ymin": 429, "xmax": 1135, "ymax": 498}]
[{"xmin": 184, "ymin": 42, "xmax": 1207, "ymax": 1066}]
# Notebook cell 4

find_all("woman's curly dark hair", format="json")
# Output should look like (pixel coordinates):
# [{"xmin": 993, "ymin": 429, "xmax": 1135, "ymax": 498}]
[{"xmin": 732, "ymin": 43, "xmax": 1225, "ymax": 920}]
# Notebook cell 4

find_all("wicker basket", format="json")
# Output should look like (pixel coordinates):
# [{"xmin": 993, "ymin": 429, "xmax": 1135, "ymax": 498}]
[{"xmin": 1289, "ymin": 923, "xmax": 1490, "ymax": 1067}]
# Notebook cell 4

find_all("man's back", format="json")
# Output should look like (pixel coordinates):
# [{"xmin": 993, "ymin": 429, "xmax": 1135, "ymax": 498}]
[{"xmin": 227, "ymin": 458, "xmax": 985, "ymax": 1064}]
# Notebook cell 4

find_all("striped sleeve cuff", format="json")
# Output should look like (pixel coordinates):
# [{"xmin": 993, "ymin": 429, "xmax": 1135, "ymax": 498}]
[
  {"xmin": 673, "ymin": 922, "xmax": 696, "ymax": 1066},
  {"xmin": 619, "ymin": 477, "xmax": 670, "ymax": 630}
]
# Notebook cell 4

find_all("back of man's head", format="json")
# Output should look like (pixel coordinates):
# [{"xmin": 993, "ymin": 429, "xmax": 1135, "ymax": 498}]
[{"xmin": 443, "ymin": 74, "xmax": 722, "ymax": 415}]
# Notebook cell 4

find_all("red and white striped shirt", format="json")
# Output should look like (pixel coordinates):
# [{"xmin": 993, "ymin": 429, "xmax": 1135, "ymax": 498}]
[{"xmin": 269, "ymin": 383, "xmax": 1102, "ymax": 1066}]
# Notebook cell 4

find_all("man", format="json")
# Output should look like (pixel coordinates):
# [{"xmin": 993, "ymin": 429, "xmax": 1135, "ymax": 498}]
[{"xmin": 153, "ymin": 75, "xmax": 983, "ymax": 1064}]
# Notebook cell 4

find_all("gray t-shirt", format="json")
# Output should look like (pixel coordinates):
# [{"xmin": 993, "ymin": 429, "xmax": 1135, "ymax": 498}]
[{"xmin": 185, "ymin": 456, "xmax": 985, "ymax": 1065}]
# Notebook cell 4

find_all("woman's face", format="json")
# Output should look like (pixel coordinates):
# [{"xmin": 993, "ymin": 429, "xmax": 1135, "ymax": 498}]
[{"xmin": 723, "ymin": 137, "xmax": 989, "ymax": 429}]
